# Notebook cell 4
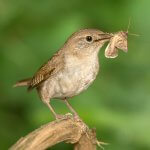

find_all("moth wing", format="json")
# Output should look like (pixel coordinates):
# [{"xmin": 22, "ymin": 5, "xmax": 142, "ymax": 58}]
[
  {"xmin": 115, "ymin": 32, "xmax": 128, "ymax": 52},
  {"xmin": 105, "ymin": 37, "xmax": 118, "ymax": 58}
]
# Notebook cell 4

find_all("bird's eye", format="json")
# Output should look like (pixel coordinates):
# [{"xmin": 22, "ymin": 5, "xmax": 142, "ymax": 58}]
[{"xmin": 86, "ymin": 36, "xmax": 93, "ymax": 42}]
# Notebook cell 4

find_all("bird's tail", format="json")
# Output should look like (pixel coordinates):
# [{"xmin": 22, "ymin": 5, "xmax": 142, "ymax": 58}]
[{"xmin": 13, "ymin": 78, "xmax": 31, "ymax": 87}]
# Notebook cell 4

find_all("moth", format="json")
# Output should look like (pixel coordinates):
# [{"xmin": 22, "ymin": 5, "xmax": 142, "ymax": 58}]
[{"xmin": 105, "ymin": 31, "xmax": 128, "ymax": 58}]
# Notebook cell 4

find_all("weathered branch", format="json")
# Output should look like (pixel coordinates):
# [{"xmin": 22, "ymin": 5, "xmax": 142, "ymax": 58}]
[{"xmin": 10, "ymin": 114, "xmax": 102, "ymax": 150}]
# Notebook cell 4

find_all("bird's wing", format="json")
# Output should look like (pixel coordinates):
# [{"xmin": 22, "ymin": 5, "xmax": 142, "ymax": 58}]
[{"xmin": 28, "ymin": 50, "xmax": 64, "ymax": 90}]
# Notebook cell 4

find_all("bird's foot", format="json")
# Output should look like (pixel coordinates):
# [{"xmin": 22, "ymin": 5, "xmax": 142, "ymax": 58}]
[
  {"xmin": 55, "ymin": 113, "xmax": 72, "ymax": 120},
  {"xmin": 70, "ymin": 111, "xmax": 81, "ymax": 120},
  {"xmin": 73, "ymin": 113, "xmax": 81, "ymax": 121},
  {"xmin": 55, "ymin": 113, "xmax": 81, "ymax": 122},
  {"xmin": 55, "ymin": 114, "xmax": 66, "ymax": 120}
]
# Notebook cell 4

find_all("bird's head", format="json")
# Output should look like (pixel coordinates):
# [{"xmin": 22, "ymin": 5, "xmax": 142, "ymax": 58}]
[{"xmin": 64, "ymin": 29, "xmax": 112, "ymax": 56}]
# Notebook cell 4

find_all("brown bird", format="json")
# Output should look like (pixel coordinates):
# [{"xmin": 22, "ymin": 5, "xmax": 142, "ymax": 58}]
[{"xmin": 14, "ymin": 29, "xmax": 112, "ymax": 120}]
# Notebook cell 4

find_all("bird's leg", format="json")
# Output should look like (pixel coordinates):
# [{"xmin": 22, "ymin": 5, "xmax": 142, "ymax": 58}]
[
  {"xmin": 45, "ymin": 101, "xmax": 65, "ymax": 120},
  {"xmin": 45, "ymin": 101, "xmax": 57, "ymax": 118},
  {"xmin": 64, "ymin": 98, "xmax": 79, "ymax": 118}
]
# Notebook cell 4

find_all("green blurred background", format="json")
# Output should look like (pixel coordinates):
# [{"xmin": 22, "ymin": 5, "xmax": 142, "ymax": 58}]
[{"xmin": 0, "ymin": 0, "xmax": 150, "ymax": 149}]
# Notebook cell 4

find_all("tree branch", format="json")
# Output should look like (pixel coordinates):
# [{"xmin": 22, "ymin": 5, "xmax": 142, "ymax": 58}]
[{"xmin": 10, "ymin": 114, "xmax": 102, "ymax": 150}]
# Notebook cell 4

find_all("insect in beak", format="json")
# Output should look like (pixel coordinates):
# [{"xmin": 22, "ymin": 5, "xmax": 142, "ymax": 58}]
[{"xmin": 104, "ymin": 31, "xmax": 128, "ymax": 58}]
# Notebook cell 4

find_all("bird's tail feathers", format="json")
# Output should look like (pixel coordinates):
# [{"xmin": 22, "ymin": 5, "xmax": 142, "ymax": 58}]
[{"xmin": 13, "ymin": 78, "xmax": 31, "ymax": 87}]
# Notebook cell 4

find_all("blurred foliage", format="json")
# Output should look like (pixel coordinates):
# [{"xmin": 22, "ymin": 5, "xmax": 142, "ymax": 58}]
[{"xmin": 0, "ymin": 0, "xmax": 150, "ymax": 150}]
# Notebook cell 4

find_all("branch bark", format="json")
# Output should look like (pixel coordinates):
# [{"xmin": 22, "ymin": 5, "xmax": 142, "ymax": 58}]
[{"xmin": 10, "ymin": 114, "xmax": 102, "ymax": 150}]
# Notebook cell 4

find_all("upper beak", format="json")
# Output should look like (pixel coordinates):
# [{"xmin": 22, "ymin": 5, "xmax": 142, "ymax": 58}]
[{"xmin": 95, "ymin": 33, "xmax": 112, "ymax": 42}]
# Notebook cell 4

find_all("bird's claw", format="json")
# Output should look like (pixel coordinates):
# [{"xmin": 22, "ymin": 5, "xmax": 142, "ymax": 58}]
[{"xmin": 55, "ymin": 113, "xmax": 73, "ymax": 120}]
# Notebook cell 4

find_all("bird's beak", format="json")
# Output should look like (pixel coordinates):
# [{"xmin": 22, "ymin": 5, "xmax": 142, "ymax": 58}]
[{"xmin": 95, "ymin": 33, "xmax": 112, "ymax": 42}]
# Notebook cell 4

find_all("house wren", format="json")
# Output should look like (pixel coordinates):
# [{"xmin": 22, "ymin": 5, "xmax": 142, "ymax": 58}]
[{"xmin": 14, "ymin": 29, "xmax": 113, "ymax": 120}]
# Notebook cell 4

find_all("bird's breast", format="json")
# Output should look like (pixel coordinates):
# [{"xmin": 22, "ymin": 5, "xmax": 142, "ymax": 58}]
[
  {"xmin": 52, "ymin": 54, "xmax": 99, "ymax": 98},
  {"xmin": 41, "ymin": 54, "xmax": 100, "ymax": 99}
]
